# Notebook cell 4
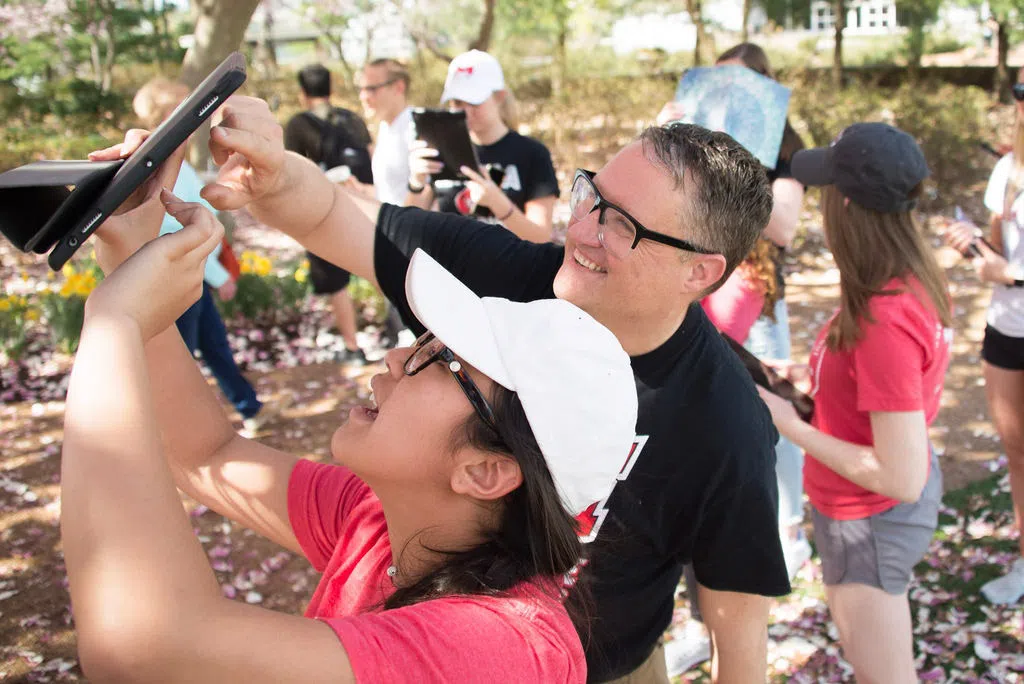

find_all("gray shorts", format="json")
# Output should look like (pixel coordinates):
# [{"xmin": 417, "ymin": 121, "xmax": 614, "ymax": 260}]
[{"xmin": 811, "ymin": 451, "xmax": 942, "ymax": 595}]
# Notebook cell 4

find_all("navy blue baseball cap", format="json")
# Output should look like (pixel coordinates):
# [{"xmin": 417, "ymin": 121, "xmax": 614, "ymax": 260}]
[{"xmin": 791, "ymin": 123, "xmax": 929, "ymax": 213}]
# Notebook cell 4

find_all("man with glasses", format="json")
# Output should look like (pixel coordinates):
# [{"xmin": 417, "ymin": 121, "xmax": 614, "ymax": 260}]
[
  {"xmin": 203, "ymin": 99, "xmax": 790, "ymax": 682},
  {"xmin": 358, "ymin": 58, "xmax": 416, "ymax": 206}
]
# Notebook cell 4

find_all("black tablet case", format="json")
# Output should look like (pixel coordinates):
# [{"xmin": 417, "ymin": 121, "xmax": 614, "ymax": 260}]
[
  {"xmin": 0, "ymin": 51, "xmax": 246, "ymax": 270},
  {"xmin": 0, "ymin": 160, "xmax": 124, "ymax": 253},
  {"xmin": 411, "ymin": 109, "xmax": 480, "ymax": 183}
]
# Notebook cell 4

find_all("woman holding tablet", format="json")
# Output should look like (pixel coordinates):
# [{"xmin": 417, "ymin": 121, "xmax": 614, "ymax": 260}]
[
  {"xmin": 60, "ymin": 142, "xmax": 636, "ymax": 682},
  {"xmin": 405, "ymin": 50, "xmax": 559, "ymax": 243}
]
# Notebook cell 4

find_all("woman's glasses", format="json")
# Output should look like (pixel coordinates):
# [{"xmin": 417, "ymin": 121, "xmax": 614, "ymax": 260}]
[{"xmin": 404, "ymin": 332, "xmax": 499, "ymax": 433}]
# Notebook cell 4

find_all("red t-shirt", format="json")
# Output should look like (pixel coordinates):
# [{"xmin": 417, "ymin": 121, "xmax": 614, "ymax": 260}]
[
  {"xmin": 287, "ymin": 459, "xmax": 586, "ymax": 683},
  {"xmin": 701, "ymin": 268, "xmax": 766, "ymax": 344},
  {"xmin": 805, "ymin": 278, "xmax": 951, "ymax": 520}
]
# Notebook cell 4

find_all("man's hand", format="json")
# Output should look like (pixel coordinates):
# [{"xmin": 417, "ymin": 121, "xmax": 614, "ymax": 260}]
[
  {"xmin": 200, "ymin": 96, "xmax": 290, "ymax": 211},
  {"xmin": 86, "ymin": 131, "xmax": 187, "ymax": 275}
]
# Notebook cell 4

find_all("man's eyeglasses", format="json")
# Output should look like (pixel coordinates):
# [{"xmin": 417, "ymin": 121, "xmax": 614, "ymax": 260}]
[
  {"xmin": 569, "ymin": 169, "xmax": 717, "ymax": 258},
  {"xmin": 1013, "ymin": 83, "xmax": 1024, "ymax": 102},
  {"xmin": 404, "ymin": 332, "xmax": 499, "ymax": 433},
  {"xmin": 359, "ymin": 78, "xmax": 399, "ymax": 94}
]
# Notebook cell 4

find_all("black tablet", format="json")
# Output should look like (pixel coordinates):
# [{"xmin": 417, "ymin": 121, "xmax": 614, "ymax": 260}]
[
  {"xmin": 721, "ymin": 332, "xmax": 815, "ymax": 423},
  {"xmin": 411, "ymin": 108, "xmax": 480, "ymax": 183},
  {"xmin": 37, "ymin": 52, "xmax": 246, "ymax": 270}
]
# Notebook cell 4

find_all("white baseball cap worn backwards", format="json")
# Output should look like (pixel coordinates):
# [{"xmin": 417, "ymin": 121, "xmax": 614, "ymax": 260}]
[{"xmin": 405, "ymin": 249, "xmax": 638, "ymax": 519}]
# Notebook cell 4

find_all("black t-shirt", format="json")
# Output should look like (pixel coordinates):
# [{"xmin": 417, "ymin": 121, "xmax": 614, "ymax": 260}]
[
  {"xmin": 284, "ymin": 106, "xmax": 374, "ymax": 184},
  {"xmin": 374, "ymin": 204, "xmax": 790, "ymax": 682},
  {"xmin": 433, "ymin": 130, "xmax": 558, "ymax": 218}
]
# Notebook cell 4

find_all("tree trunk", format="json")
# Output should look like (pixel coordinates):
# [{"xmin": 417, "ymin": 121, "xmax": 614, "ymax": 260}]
[
  {"xmin": 832, "ymin": 0, "xmax": 844, "ymax": 89},
  {"xmin": 101, "ymin": 16, "xmax": 116, "ymax": 92},
  {"xmin": 685, "ymin": 0, "xmax": 707, "ymax": 66},
  {"xmin": 180, "ymin": 0, "xmax": 262, "ymax": 87},
  {"xmin": 995, "ymin": 19, "xmax": 1009, "ymax": 102},
  {"xmin": 906, "ymin": 21, "xmax": 924, "ymax": 82},
  {"xmin": 741, "ymin": 0, "xmax": 752, "ymax": 42},
  {"xmin": 180, "ymin": 0, "xmax": 262, "ymax": 170},
  {"xmin": 255, "ymin": 1, "xmax": 278, "ymax": 79},
  {"xmin": 552, "ymin": 13, "xmax": 569, "ymax": 150},
  {"xmin": 467, "ymin": 0, "xmax": 496, "ymax": 52}
]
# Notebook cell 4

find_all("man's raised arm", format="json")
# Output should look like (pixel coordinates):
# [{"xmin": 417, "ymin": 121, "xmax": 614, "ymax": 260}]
[{"xmin": 200, "ymin": 96, "xmax": 380, "ymax": 287}]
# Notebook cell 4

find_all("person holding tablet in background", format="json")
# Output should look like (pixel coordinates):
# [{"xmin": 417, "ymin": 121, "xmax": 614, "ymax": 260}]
[
  {"xmin": 759, "ymin": 123, "xmax": 951, "ymax": 683},
  {"xmin": 945, "ymin": 69, "xmax": 1024, "ymax": 606},
  {"xmin": 406, "ymin": 50, "xmax": 559, "ymax": 243}
]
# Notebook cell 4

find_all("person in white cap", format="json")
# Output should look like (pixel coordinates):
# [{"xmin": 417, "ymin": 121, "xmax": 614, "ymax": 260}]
[
  {"xmin": 405, "ymin": 50, "xmax": 559, "ymax": 243},
  {"xmin": 59, "ymin": 168, "xmax": 638, "ymax": 683},
  {"xmin": 96, "ymin": 97, "xmax": 790, "ymax": 683}
]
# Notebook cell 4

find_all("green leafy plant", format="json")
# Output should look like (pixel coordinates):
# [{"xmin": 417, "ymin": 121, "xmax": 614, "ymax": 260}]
[
  {"xmin": 0, "ymin": 291, "xmax": 40, "ymax": 360},
  {"xmin": 217, "ymin": 254, "xmax": 312, "ymax": 323}
]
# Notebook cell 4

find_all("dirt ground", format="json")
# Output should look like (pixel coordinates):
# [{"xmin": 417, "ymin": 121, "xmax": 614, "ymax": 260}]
[{"xmin": 0, "ymin": 208, "xmax": 1018, "ymax": 682}]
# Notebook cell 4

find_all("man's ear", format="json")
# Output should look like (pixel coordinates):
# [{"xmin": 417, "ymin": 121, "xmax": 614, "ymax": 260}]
[
  {"xmin": 682, "ymin": 253, "xmax": 727, "ymax": 294},
  {"xmin": 451, "ymin": 453, "xmax": 522, "ymax": 502}
]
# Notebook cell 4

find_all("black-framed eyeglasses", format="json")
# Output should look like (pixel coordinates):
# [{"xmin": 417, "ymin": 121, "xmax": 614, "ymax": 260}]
[
  {"xmin": 1013, "ymin": 83, "xmax": 1024, "ymax": 102},
  {"xmin": 569, "ymin": 169, "xmax": 718, "ymax": 257},
  {"xmin": 359, "ymin": 78, "xmax": 399, "ymax": 94},
  {"xmin": 404, "ymin": 332, "xmax": 499, "ymax": 433}
]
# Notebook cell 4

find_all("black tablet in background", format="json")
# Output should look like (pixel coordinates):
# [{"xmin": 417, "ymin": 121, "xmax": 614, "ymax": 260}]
[
  {"xmin": 43, "ymin": 51, "xmax": 247, "ymax": 270},
  {"xmin": 411, "ymin": 109, "xmax": 480, "ymax": 183}
]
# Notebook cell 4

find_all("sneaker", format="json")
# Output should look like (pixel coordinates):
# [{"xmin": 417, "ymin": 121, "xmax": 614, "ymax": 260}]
[
  {"xmin": 980, "ymin": 557, "xmax": 1024, "ymax": 605},
  {"xmin": 664, "ymin": 620, "xmax": 711, "ymax": 676},
  {"xmin": 336, "ymin": 347, "xmax": 368, "ymax": 367},
  {"xmin": 783, "ymin": 531, "xmax": 813, "ymax": 580}
]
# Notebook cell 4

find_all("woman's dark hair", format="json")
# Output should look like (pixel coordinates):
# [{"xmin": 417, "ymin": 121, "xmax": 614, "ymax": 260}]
[{"xmin": 384, "ymin": 385, "xmax": 590, "ymax": 635}]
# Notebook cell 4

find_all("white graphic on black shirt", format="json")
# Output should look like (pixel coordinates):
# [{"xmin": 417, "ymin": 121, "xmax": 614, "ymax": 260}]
[
  {"xmin": 576, "ymin": 435, "xmax": 648, "ymax": 544},
  {"xmin": 500, "ymin": 164, "xmax": 522, "ymax": 192}
]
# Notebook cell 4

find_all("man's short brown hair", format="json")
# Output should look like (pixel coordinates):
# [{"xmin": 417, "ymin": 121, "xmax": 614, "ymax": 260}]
[{"xmin": 639, "ymin": 124, "xmax": 773, "ymax": 294}]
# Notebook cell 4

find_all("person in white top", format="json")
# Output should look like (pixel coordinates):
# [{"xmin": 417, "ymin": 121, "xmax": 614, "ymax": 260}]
[
  {"xmin": 946, "ymin": 69, "xmax": 1024, "ymax": 606},
  {"xmin": 358, "ymin": 59, "xmax": 416, "ymax": 206}
]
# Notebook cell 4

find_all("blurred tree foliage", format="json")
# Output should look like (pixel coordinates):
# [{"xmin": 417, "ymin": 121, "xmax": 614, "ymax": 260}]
[{"xmin": 0, "ymin": 0, "xmax": 185, "ymax": 126}]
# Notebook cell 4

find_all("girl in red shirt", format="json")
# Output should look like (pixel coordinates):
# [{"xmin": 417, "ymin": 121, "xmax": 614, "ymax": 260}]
[
  {"xmin": 759, "ymin": 123, "xmax": 952, "ymax": 684},
  {"xmin": 57, "ymin": 151, "xmax": 638, "ymax": 683}
]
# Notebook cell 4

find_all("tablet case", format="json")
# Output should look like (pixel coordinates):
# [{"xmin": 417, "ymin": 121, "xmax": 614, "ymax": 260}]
[
  {"xmin": 411, "ymin": 108, "xmax": 479, "ymax": 183},
  {"xmin": 0, "ymin": 51, "xmax": 246, "ymax": 271},
  {"xmin": 0, "ymin": 160, "xmax": 124, "ymax": 253}
]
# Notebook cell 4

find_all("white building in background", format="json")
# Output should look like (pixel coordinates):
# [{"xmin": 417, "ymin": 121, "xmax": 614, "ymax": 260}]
[
  {"xmin": 809, "ymin": 0, "xmax": 900, "ymax": 34},
  {"xmin": 605, "ymin": 1, "xmax": 769, "ymax": 56}
]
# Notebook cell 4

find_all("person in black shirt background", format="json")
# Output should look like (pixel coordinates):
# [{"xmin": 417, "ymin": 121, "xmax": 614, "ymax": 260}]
[
  {"xmin": 189, "ymin": 93, "xmax": 790, "ymax": 683},
  {"xmin": 405, "ymin": 50, "xmax": 558, "ymax": 244},
  {"xmin": 284, "ymin": 64, "xmax": 373, "ymax": 365}
]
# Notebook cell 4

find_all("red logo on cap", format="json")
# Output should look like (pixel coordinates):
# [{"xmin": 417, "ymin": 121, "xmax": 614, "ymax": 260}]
[{"xmin": 456, "ymin": 66, "xmax": 474, "ymax": 76}]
